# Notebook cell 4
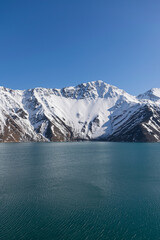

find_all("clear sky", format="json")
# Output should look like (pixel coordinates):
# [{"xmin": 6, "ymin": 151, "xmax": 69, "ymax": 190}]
[{"xmin": 0, "ymin": 0, "xmax": 160, "ymax": 95}]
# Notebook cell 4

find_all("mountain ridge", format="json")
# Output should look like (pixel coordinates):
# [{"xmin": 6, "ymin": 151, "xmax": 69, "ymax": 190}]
[{"xmin": 0, "ymin": 80, "xmax": 160, "ymax": 142}]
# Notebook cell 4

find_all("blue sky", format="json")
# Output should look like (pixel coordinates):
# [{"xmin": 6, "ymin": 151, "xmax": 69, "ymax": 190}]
[{"xmin": 0, "ymin": 0, "xmax": 160, "ymax": 95}]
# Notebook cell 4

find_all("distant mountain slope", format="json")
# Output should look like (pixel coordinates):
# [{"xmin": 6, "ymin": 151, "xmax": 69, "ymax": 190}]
[{"xmin": 0, "ymin": 81, "xmax": 160, "ymax": 142}]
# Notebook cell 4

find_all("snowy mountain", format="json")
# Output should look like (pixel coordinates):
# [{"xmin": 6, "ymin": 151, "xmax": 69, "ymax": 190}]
[{"xmin": 0, "ymin": 80, "xmax": 160, "ymax": 142}]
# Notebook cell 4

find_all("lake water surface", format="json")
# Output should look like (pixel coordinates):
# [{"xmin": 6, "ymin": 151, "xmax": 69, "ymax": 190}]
[{"xmin": 1, "ymin": 142, "xmax": 160, "ymax": 240}]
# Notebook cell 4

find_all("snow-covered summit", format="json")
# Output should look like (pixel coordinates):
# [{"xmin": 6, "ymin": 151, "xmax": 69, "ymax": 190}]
[
  {"xmin": 137, "ymin": 88, "xmax": 160, "ymax": 102},
  {"xmin": 59, "ymin": 80, "xmax": 136, "ymax": 101}
]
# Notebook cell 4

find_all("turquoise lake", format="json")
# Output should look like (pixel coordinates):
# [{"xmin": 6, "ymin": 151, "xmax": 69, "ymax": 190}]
[{"xmin": 1, "ymin": 142, "xmax": 160, "ymax": 240}]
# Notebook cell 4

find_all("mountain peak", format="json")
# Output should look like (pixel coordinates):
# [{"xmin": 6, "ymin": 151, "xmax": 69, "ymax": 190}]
[
  {"xmin": 137, "ymin": 88, "xmax": 160, "ymax": 101},
  {"xmin": 60, "ymin": 80, "xmax": 123, "ymax": 100}
]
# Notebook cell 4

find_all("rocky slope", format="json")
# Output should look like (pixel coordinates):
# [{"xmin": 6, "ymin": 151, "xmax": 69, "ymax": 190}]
[{"xmin": 0, "ymin": 81, "xmax": 160, "ymax": 142}]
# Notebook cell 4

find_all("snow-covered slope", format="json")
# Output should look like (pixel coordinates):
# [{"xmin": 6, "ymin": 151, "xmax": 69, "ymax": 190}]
[{"xmin": 0, "ymin": 81, "xmax": 160, "ymax": 142}]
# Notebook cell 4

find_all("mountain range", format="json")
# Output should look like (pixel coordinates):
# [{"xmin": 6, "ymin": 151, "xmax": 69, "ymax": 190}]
[{"xmin": 0, "ymin": 80, "xmax": 160, "ymax": 142}]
